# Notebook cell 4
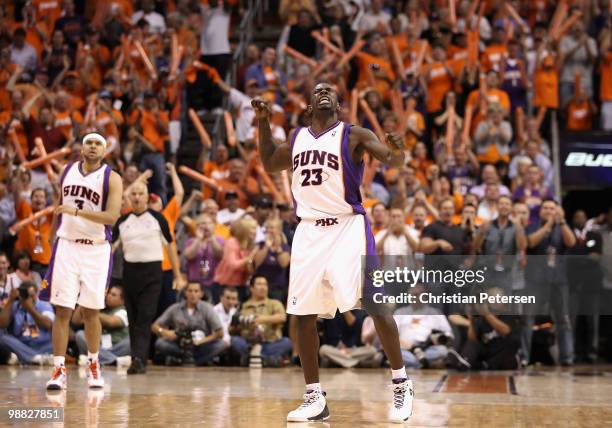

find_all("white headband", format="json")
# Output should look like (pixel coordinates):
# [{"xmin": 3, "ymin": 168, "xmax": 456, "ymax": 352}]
[{"xmin": 82, "ymin": 132, "xmax": 108, "ymax": 147}]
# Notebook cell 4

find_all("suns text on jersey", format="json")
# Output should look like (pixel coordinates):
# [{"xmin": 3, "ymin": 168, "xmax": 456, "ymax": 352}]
[
  {"xmin": 63, "ymin": 185, "xmax": 101, "ymax": 205},
  {"xmin": 292, "ymin": 149, "xmax": 339, "ymax": 170}
]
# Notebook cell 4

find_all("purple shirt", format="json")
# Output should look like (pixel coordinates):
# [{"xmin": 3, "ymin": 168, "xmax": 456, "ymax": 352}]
[
  {"xmin": 184, "ymin": 237, "xmax": 225, "ymax": 287},
  {"xmin": 512, "ymin": 185, "xmax": 554, "ymax": 224}
]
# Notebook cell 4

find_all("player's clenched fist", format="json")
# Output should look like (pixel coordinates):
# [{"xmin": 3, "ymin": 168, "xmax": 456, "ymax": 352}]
[
  {"xmin": 385, "ymin": 132, "xmax": 404, "ymax": 152},
  {"xmin": 251, "ymin": 98, "xmax": 271, "ymax": 119}
]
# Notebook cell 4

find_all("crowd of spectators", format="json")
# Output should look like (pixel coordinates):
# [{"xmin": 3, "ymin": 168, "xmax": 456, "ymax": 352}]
[{"xmin": 0, "ymin": 0, "xmax": 611, "ymax": 370}]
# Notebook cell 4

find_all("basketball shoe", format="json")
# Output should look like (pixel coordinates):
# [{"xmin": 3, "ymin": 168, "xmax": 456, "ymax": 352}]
[
  {"xmin": 388, "ymin": 379, "xmax": 414, "ymax": 423},
  {"xmin": 86, "ymin": 360, "xmax": 104, "ymax": 388},
  {"xmin": 46, "ymin": 366, "xmax": 67, "ymax": 390},
  {"xmin": 287, "ymin": 390, "xmax": 329, "ymax": 422}
]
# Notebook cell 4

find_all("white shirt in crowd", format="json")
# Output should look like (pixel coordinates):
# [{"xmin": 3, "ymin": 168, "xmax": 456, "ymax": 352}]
[
  {"xmin": 217, "ymin": 207, "xmax": 245, "ymax": 225},
  {"xmin": 228, "ymin": 89, "xmax": 255, "ymax": 142},
  {"xmin": 131, "ymin": 10, "xmax": 166, "ymax": 33},
  {"xmin": 200, "ymin": 5, "xmax": 231, "ymax": 55},
  {"xmin": 374, "ymin": 226, "xmax": 420, "ymax": 255},
  {"xmin": 214, "ymin": 302, "xmax": 237, "ymax": 345},
  {"xmin": 394, "ymin": 306, "xmax": 453, "ymax": 344}
]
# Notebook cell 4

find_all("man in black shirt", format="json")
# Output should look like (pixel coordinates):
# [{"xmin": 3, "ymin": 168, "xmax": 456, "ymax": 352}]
[
  {"xmin": 460, "ymin": 288, "xmax": 521, "ymax": 370},
  {"xmin": 524, "ymin": 199, "xmax": 576, "ymax": 366},
  {"xmin": 567, "ymin": 209, "xmax": 602, "ymax": 362}
]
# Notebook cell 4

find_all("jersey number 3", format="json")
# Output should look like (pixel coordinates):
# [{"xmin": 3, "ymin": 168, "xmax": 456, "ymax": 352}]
[
  {"xmin": 75, "ymin": 199, "xmax": 84, "ymax": 209},
  {"xmin": 300, "ymin": 168, "xmax": 323, "ymax": 186}
]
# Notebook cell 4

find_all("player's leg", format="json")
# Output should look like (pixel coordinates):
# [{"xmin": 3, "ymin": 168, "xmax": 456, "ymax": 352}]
[
  {"xmin": 331, "ymin": 215, "xmax": 414, "ymax": 423},
  {"xmin": 46, "ymin": 240, "xmax": 79, "ymax": 390},
  {"xmin": 48, "ymin": 306, "xmax": 73, "ymax": 389},
  {"xmin": 77, "ymin": 243, "xmax": 112, "ymax": 387},
  {"xmin": 286, "ymin": 222, "xmax": 333, "ymax": 422}
]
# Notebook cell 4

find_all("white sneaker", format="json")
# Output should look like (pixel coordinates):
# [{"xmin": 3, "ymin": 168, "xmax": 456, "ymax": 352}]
[
  {"xmin": 287, "ymin": 390, "xmax": 329, "ymax": 422},
  {"xmin": 46, "ymin": 366, "xmax": 67, "ymax": 390},
  {"xmin": 7, "ymin": 353, "xmax": 19, "ymax": 365},
  {"xmin": 78, "ymin": 354, "xmax": 88, "ymax": 367},
  {"xmin": 388, "ymin": 379, "xmax": 414, "ymax": 423},
  {"xmin": 116, "ymin": 355, "xmax": 132, "ymax": 368},
  {"xmin": 86, "ymin": 360, "xmax": 104, "ymax": 388}
]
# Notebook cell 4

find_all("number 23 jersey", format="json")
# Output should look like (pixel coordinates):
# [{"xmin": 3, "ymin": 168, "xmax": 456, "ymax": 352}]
[
  {"xmin": 56, "ymin": 162, "xmax": 112, "ymax": 243},
  {"xmin": 290, "ymin": 121, "xmax": 365, "ymax": 220}
]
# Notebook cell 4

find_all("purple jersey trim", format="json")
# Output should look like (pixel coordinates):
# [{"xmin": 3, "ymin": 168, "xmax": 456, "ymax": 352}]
[
  {"xmin": 40, "ymin": 240, "xmax": 59, "ymax": 302},
  {"xmin": 289, "ymin": 127, "xmax": 301, "ymax": 157},
  {"xmin": 340, "ymin": 123, "xmax": 366, "ymax": 215},
  {"xmin": 57, "ymin": 162, "xmax": 74, "ymax": 231},
  {"xmin": 101, "ymin": 166, "xmax": 112, "ymax": 241},
  {"xmin": 289, "ymin": 127, "xmax": 301, "ymax": 221},
  {"xmin": 362, "ymin": 215, "xmax": 380, "ymax": 302},
  {"xmin": 307, "ymin": 120, "xmax": 340, "ymax": 139},
  {"xmin": 105, "ymin": 242, "xmax": 113, "ymax": 289}
]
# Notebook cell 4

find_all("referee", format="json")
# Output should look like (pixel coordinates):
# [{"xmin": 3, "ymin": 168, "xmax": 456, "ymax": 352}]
[{"xmin": 113, "ymin": 182, "xmax": 186, "ymax": 374}]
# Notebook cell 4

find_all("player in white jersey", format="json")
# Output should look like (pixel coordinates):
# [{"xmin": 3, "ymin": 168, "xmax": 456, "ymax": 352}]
[
  {"xmin": 41, "ymin": 132, "xmax": 123, "ymax": 391},
  {"xmin": 253, "ymin": 83, "xmax": 414, "ymax": 423}
]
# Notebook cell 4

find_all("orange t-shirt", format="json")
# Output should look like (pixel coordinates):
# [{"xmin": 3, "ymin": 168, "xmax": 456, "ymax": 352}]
[
  {"xmin": 533, "ymin": 66, "xmax": 559, "ymax": 108},
  {"xmin": 130, "ymin": 109, "xmax": 170, "ymax": 153},
  {"xmin": 356, "ymin": 52, "xmax": 395, "ymax": 99},
  {"xmin": 33, "ymin": 0, "xmax": 63, "ymax": 28},
  {"xmin": 95, "ymin": 110, "xmax": 124, "ymax": 141},
  {"xmin": 466, "ymin": 88, "xmax": 511, "ymax": 113},
  {"xmin": 600, "ymin": 52, "xmax": 612, "ymax": 102},
  {"xmin": 481, "ymin": 44, "xmax": 507, "ymax": 71},
  {"xmin": 216, "ymin": 177, "xmax": 260, "ymax": 209},
  {"xmin": 202, "ymin": 161, "xmax": 229, "ymax": 198},
  {"xmin": 161, "ymin": 197, "xmax": 180, "ymax": 272},
  {"xmin": 424, "ymin": 62, "xmax": 453, "ymax": 112},
  {"xmin": 567, "ymin": 100, "xmax": 592, "ymax": 130},
  {"xmin": 54, "ymin": 109, "xmax": 83, "ymax": 140},
  {"xmin": 14, "ymin": 200, "xmax": 53, "ymax": 265}
]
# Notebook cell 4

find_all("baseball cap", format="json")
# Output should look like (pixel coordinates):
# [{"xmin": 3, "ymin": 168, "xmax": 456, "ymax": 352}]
[
  {"xmin": 99, "ymin": 90, "xmax": 112, "ymax": 99},
  {"xmin": 149, "ymin": 193, "xmax": 161, "ymax": 203},
  {"xmin": 254, "ymin": 195, "xmax": 273, "ymax": 208}
]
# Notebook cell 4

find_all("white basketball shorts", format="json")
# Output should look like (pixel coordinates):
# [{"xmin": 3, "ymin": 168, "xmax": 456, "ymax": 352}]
[
  {"xmin": 42, "ymin": 238, "xmax": 112, "ymax": 310},
  {"xmin": 287, "ymin": 214, "xmax": 376, "ymax": 318}
]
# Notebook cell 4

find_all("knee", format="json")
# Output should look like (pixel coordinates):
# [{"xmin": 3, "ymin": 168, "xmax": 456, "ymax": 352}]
[{"xmin": 54, "ymin": 307, "xmax": 73, "ymax": 323}]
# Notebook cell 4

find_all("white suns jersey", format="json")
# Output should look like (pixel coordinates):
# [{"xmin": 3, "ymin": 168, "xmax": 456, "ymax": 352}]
[
  {"xmin": 56, "ymin": 162, "xmax": 112, "ymax": 242},
  {"xmin": 290, "ymin": 121, "xmax": 365, "ymax": 220}
]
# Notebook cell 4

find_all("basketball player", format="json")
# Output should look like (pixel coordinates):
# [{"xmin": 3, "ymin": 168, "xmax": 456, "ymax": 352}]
[
  {"xmin": 41, "ymin": 132, "xmax": 123, "ymax": 390},
  {"xmin": 252, "ymin": 83, "xmax": 414, "ymax": 423}
]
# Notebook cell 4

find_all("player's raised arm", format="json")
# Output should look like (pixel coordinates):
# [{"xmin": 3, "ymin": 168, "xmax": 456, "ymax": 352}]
[
  {"xmin": 55, "ymin": 171, "xmax": 123, "ymax": 225},
  {"xmin": 252, "ymin": 99, "xmax": 292, "ymax": 173},
  {"xmin": 350, "ymin": 126, "xmax": 405, "ymax": 167}
]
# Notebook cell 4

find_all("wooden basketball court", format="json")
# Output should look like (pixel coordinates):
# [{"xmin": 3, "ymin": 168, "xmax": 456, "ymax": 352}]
[{"xmin": 1, "ymin": 366, "xmax": 611, "ymax": 426}]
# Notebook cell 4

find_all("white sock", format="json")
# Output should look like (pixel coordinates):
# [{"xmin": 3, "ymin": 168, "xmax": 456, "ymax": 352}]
[
  {"xmin": 88, "ymin": 352, "xmax": 99, "ymax": 362},
  {"xmin": 306, "ymin": 382, "xmax": 322, "ymax": 393},
  {"xmin": 53, "ymin": 356, "xmax": 65, "ymax": 367},
  {"xmin": 391, "ymin": 367, "xmax": 407, "ymax": 381}
]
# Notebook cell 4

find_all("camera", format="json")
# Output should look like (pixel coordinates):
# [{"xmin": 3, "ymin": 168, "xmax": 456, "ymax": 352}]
[
  {"xmin": 18, "ymin": 282, "xmax": 33, "ymax": 300},
  {"xmin": 409, "ymin": 330, "xmax": 453, "ymax": 367},
  {"xmin": 175, "ymin": 327, "xmax": 195, "ymax": 364},
  {"xmin": 231, "ymin": 313, "xmax": 256, "ymax": 327}
]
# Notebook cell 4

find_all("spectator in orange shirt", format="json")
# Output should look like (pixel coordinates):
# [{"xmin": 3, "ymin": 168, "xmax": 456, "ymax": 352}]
[
  {"xmin": 133, "ymin": 91, "xmax": 170, "ymax": 203},
  {"xmin": 95, "ymin": 90, "xmax": 123, "ymax": 155},
  {"xmin": 599, "ymin": 30, "xmax": 612, "ymax": 130},
  {"xmin": 423, "ymin": 43, "xmax": 455, "ymax": 115},
  {"xmin": 215, "ymin": 158, "xmax": 260, "ymax": 209},
  {"xmin": 202, "ymin": 144, "xmax": 230, "ymax": 199},
  {"xmin": 356, "ymin": 33, "xmax": 396, "ymax": 101},
  {"xmin": 481, "ymin": 26, "xmax": 508, "ymax": 72},
  {"xmin": 466, "ymin": 70, "xmax": 511, "ymax": 116},
  {"xmin": 565, "ymin": 86, "xmax": 597, "ymax": 131},
  {"xmin": 13, "ymin": 187, "xmax": 54, "ymax": 276}
]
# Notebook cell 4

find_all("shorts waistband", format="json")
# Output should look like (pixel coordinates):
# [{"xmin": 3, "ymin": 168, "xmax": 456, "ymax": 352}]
[
  {"xmin": 60, "ymin": 237, "xmax": 109, "ymax": 246},
  {"xmin": 301, "ymin": 214, "xmax": 359, "ymax": 226}
]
